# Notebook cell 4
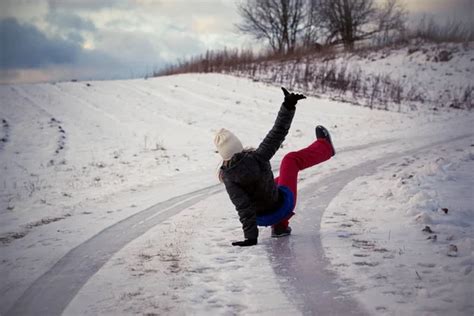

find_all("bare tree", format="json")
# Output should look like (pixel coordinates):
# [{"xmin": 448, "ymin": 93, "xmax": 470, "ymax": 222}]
[
  {"xmin": 374, "ymin": 0, "xmax": 407, "ymax": 44},
  {"xmin": 236, "ymin": 0, "xmax": 405, "ymax": 52},
  {"xmin": 319, "ymin": 0, "xmax": 375, "ymax": 49},
  {"xmin": 318, "ymin": 0, "xmax": 406, "ymax": 49},
  {"xmin": 302, "ymin": 0, "xmax": 325, "ymax": 48},
  {"xmin": 236, "ymin": 0, "xmax": 308, "ymax": 53}
]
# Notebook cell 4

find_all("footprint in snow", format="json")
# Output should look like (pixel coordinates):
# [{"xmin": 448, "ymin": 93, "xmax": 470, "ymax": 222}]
[
  {"xmin": 353, "ymin": 261, "xmax": 379, "ymax": 267},
  {"xmin": 48, "ymin": 118, "xmax": 67, "ymax": 156},
  {"xmin": 337, "ymin": 231, "xmax": 353, "ymax": 238},
  {"xmin": 382, "ymin": 290, "xmax": 396, "ymax": 295},
  {"xmin": 226, "ymin": 284, "xmax": 244, "ymax": 293},
  {"xmin": 0, "ymin": 118, "xmax": 10, "ymax": 150},
  {"xmin": 372, "ymin": 274, "xmax": 387, "ymax": 280},
  {"xmin": 226, "ymin": 303, "xmax": 247, "ymax": 313},
  {"xmin": 214, "ymin": 256, "xmax": 237, "ymax": 264},
  {"xmin": 220, "ymin": 226, "xmax": 236, "ymax": 233},
  {"xmin": 352, "ymin": 239, "xmax": 375, "ymax": 249},
  {"xmin": 216, "ymin": 241, "xmax": 229, "ymax": 247}
]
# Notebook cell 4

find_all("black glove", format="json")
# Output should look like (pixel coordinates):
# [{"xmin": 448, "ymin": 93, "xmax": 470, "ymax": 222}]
[
  {"xmin": 281, "ymin": 87, "xmax": 306, "ymax": 110},
  {"xmin": 231, "ymin": 238, "xmax": 258, "ymax": 247}
]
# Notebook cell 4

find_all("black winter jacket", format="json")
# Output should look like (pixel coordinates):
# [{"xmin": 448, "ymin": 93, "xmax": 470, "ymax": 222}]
[{"xmin": 221, "ymin": 104, "xmax": 296, "ymax": 239}]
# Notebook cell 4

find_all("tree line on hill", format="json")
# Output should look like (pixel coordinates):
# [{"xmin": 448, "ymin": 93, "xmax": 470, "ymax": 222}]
[{"xmin": 237, "ymin": 0, "xmax": 406, "ymax": 52}]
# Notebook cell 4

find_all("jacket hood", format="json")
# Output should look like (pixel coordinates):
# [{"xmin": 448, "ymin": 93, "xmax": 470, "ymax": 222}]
[{"xmin": 222, "ymin": 151, "xmax": 260, "ymax": 184}]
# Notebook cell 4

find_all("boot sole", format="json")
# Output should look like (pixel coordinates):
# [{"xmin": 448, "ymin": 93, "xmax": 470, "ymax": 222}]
[
  {"xmin": 316, "ymin": 126, "xmax": 336, "ymax": 156},
  {"xmin": 271, "ymin": 232, "xmax": 291, "ymax": 238}
]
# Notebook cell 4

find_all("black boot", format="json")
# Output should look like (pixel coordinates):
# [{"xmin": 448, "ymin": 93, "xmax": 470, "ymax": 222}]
[
  {"xmin": 315, "ymin": 125, "xmax": 336, "ymax": 156},
  {"xmin": 271, "ymin": 225, "xmax": 292, "ymax": 238}
]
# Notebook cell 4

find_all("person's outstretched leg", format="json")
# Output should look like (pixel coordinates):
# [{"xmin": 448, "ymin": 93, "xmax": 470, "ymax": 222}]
[
  {"xmin": 273, "ymin": 138, "xmax": 333, "ymax": 233},
  {"xmin": 278, "ymin": 138, "xmax": 333, "ymax": 202}
]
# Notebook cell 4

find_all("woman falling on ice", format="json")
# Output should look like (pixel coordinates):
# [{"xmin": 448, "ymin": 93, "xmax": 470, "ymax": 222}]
[{"xmin": 214, "ymin": 87, "xmax": 335, "ymax": 247}]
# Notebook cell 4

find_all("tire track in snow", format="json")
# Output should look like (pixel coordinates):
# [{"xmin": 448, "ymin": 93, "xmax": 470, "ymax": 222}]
[
  {"xmin": 6, "ymin": 184, "xmax": 223, "ymax": 316},
  {"xmin": 49, "ymin": 84, "xmax": 122, "ymax": 125},
  {"xmin": 112, "ymin": 81, "xmax": 207, "ymax": 127},
  {"xmin": 266, "ymin": 133, "xmax": 473, "ymax": 315},
  {"xmin": 10, "ymin": 86, "xmax": 56, "ymax": 119},
  {"xmin": 6, "ymin": 136, "xmax": 471, "ymax": 315}
]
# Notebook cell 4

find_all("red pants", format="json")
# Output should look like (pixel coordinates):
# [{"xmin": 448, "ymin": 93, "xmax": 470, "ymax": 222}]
[{"xmin": 274, "ymin": 139, "xmax": 333, "ymax": 228}]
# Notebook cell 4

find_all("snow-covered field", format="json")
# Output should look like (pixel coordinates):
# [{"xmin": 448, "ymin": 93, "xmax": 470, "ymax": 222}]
[
  {"xmin": 330, "ymin": 41, "xmax": 473, "ymax": 108},
  {"xmin": 0, "ymin": 71, "xmax": 473, "ymax": 315}
]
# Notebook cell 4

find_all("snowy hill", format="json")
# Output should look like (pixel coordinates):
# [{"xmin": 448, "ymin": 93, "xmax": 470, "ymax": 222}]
[
  {"xmin": 225, "ymin": 41, "xmax": 473, "ymax": 112},
  {"xmin": 0, "ymin": 73, "xmax": 473, "ymax": 315}
]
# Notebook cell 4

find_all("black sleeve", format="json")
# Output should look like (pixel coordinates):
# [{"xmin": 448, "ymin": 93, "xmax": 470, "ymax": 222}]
[
  {"xmin": 255, "ymin": 104, "xmax": 296, "ymax": 161},
  {"xmin": 223, "ymin": 179, "xmax": 259, "ymax": 240}
]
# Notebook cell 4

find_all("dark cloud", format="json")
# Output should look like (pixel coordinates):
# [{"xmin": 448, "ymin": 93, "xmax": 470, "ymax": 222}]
[
  {"xmin": 0, "ymin": 17, "xmax": 164, "ymax": 82},
  {"xmin": 0, "ymin": 18, "xmax": 124, "ymax": 72},
  {"xmin": 65, "ymin": 31, "xmax": 85, "ymax": 45},
  {"xmin": 0, "ymin": 17, "xmax": 80, "ymax": 69}
]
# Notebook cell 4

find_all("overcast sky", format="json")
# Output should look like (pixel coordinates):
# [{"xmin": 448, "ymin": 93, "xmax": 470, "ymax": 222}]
[{"xmin": 0, "ymin": 0, "xmax": 472, "ymax": 84}]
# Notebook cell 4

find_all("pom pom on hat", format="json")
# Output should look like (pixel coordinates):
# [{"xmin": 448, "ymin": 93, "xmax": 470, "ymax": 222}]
[{"xmin": 214, "ymin": 128, "xmax": 244, "ymax": 160}]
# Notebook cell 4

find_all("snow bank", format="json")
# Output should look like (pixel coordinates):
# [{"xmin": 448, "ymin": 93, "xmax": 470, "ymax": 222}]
[{"xmin": 322, "ymin": 137, "xmax": 474, "ymax": 315}]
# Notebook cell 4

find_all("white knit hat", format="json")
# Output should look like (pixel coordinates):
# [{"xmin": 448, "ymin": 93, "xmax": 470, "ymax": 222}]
[{"xmin": 214, "ymin": 128, "xmax": 244, "ymax": 160}]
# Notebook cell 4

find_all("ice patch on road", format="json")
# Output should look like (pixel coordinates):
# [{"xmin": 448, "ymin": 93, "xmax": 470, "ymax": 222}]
[{"xmin": 65, "ymin": 192, "xmax": 299, "ymax": 315}]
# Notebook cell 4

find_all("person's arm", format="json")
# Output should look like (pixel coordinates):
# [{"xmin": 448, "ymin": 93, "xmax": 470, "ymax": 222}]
[
  {"xmin": 255, "ymin": 88, "xmax": 305, "ymax": 161},
  {"xmin": 223, "ymin": 179, "xmax": 258, "ymax": 246}
]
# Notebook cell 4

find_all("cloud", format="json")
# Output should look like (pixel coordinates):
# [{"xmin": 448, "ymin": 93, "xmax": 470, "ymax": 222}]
[
  {"xmin": 45, "ymin": 11, "xmax": 96, "ymax": 32},
  {"xmin": 93, "ymin": 29, "xmax": 163, "ymax": 68},
  {"xmin": 402, "ymin": 0, "xmax": 474, "ymax": 25},
  {"xmin": 0, "ymin": 17, "xmax": 80, "ymax": 69},
  {"xmin": 0, "ymin": 17, "xmax": 139, "ymax": 82},
  {"xmin": 0, "ymin": 1, "xmax": 249, "ymax": 83},
  {"xmin": 47, "ymin": 0, "xmax": 129, "ymax": 12},
  {"xmin": 158, "ymin": 30, "xmax": 206, "ymax": 62}
]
